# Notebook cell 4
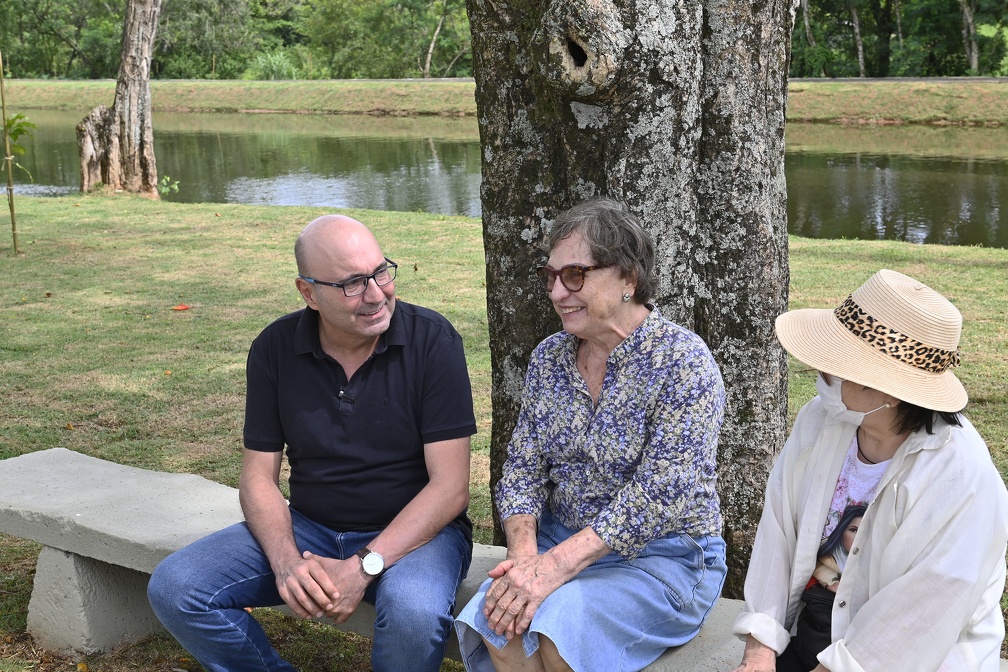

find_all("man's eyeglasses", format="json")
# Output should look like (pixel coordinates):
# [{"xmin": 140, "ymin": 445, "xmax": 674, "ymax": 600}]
[
  {"xmin": 536, "ymin": 264, "xmax": 609, "ymax": 293},
  {"xmin": 299, "ymin": 258, "xmax": 398, "ymax": 297}
]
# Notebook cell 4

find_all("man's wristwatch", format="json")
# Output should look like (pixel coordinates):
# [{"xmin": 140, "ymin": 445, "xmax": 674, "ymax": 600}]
[{"xmin": 356, "ymin": 547, "xmax": 385, "ymax": 578}]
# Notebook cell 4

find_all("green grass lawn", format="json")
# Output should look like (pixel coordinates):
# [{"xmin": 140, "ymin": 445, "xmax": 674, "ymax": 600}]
[
  {"xmin": 1, "ymin": 195, "xmax": 1006, "ymax": 670},
  {"xmin": 5, "ymin": 78, "xmax": 1008, "ymax": 125}
]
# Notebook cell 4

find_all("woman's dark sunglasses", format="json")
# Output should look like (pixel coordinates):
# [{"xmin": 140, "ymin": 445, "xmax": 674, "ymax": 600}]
[{"xmin": 536, "ymin": 264, "xmax": 609, "ymax": 292}]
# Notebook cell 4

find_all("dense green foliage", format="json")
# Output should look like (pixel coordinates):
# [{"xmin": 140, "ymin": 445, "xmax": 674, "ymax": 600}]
[
  {"xmin": 792, "ymin": 0, "xmax": 1008, "ymax": 76},
  {"xmin": 0, "ymin": 0, "xmax": 471, "ymax": 80},
  {"xmin": 0, "ymin": 0, "xmax": 1003, "ymax": 79}
]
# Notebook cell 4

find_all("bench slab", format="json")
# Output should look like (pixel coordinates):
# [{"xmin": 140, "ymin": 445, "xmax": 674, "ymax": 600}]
[
  {"xmin": 6, "ymin": 449, "xmax": 990, "ymax": 671},
  {"xmin": 0, "ymin": 448, "xmax": 244, "ymax": 574},
  {"xmin": 0, "ymin": 449, "xmax": 745, "ymax": 667},
  {"xmin": 0, "ymin": 448, "xmax": 245, "ymax": 651}
]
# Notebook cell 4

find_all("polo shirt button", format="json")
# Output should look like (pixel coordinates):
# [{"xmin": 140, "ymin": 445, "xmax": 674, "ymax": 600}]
[
  {"xmin": 839, "ymin": 600, "xmax": 847, "ymax": 608},
  {"xmin": 852, "ymin": 547, "xmax": 859, "ymax": 555}
]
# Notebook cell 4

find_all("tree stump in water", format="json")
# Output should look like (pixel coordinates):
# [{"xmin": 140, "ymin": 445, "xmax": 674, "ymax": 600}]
[{"xmin": 76, "ymin": 0, "xmax": 161, "ymax": 196}]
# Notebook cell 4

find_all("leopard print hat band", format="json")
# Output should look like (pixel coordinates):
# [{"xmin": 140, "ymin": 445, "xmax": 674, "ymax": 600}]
[
  {"xmin": 833, "ymin": 295, "xmax": 962, "ymax": 374},
  {"xmin": 774, "ymin": 269, "xmax": 968, "ymax": 412}
]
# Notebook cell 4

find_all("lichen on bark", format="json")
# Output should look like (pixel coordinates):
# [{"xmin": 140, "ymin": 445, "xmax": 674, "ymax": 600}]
[{"xmin": 468, "ymin": 0, "xmax": 797, "ymax": 595}]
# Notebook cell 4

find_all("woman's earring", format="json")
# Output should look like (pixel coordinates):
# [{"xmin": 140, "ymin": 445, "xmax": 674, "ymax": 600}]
[{"xmin": 622, "ymin": 292, "xmax": 631, "ymax": 303}]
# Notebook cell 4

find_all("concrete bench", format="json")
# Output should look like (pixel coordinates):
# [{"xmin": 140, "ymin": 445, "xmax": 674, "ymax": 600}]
[{"xmin": 0, "ymin": 447, "xmax": 750, "ymax": 669}]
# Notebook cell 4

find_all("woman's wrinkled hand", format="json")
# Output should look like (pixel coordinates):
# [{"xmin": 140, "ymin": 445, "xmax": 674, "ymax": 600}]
[
  {"xmin": 729, "ymin": 635, "xmax": 776, "ymax": 672},
  {"xmin": 482, "ymin": 552, "xmax": 569, "ymax": 639},
  {"xmin": 730, "ymin": 662, "xmax": 775, "ymax": 672}
]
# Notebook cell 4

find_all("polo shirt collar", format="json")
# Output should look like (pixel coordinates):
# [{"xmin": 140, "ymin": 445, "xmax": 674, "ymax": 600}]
[
  {"xmin": 377, "ymin": 301, "xmax": 407, "ymax": 354},
  {"xmin": 292, "ymin": 304, "xmax": 405, "ymax": 359}
]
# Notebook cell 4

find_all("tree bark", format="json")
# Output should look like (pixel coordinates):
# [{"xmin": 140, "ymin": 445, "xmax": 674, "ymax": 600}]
[
  {"xmin": 801, "ymin": 0, "xmax": 816, "ymax": 48},
  {"xmin": 849, "ymin": 0, "xmax": 866, "ymax": 77},
  {"xmin": 895, "ymin": 0, "xmax": 904, "ymax": 49},
  {"xmin": 868, "ymin": 0, "xmax": 894, "ymax": 76},
  {"xmin": 468, "ymin": 0, "xmax": 793, "ymax": 597},
  {"xmin": 959, "ymin": 0, "xmax": 979, "ymax": 74},
  {"xmin": 800, "ymin": 0, "xmax": 827, "ymax": 77},
  {"xmin": 76, "ymin": 0, "xmax": 161, "ymax": 196},
  {"xmin": 423, "ymin": 12, "xmax": 447, "ymax": 78}
]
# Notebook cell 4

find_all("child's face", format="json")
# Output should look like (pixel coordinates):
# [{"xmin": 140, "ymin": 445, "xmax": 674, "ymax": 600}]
[{"xmin": 842, "ymin": 516, "xmax": 863, "ymax": 551}]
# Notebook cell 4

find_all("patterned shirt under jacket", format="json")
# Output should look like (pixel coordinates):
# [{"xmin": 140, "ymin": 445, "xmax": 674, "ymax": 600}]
[{"xmin": 495, "ymin": 309, "xmax": 726, "ymax": 559}]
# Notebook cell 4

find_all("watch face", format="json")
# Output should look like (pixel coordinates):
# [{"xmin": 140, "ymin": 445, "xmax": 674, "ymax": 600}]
[{"xmin": 362, "ymin": 552, "xmax": 384, "ymax": 576}]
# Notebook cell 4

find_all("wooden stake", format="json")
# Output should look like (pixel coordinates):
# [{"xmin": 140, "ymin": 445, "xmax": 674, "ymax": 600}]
[{"xmin": 0, "ymin": 50, "xmax": 22, "ymax": 255}]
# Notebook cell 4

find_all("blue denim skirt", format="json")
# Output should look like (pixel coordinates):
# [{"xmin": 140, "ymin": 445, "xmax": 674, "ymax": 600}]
[{"xmin": 454, "ymin": 510, "xmax": 727, "ymax": 672}]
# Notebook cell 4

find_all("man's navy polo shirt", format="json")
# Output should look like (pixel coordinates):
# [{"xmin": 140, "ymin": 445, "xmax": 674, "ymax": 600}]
[{"xmin": 243, "ymin": 301, "xmax": 476, "ymax": 538}]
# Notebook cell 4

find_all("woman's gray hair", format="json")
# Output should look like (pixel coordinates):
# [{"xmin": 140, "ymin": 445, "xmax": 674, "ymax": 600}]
[{"xmin": 545, "ymin": 198, "xmax": 657, "ymax": 304}]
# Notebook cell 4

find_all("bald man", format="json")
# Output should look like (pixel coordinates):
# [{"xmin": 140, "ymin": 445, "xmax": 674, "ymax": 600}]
[{"xmin": 149, "ymin": 215, "xmax": 477, "ymax": 672}]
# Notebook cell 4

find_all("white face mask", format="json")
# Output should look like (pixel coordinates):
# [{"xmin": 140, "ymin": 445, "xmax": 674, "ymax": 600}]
[{"xmin": 816, "ymin": 375, "xmax": 890, "ymax": 426}]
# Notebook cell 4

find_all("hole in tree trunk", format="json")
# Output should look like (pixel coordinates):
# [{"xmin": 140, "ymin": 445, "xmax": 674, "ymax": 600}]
[{"xmin": 566, "ymin": 38, "xmax": 588, "ymax": 67}]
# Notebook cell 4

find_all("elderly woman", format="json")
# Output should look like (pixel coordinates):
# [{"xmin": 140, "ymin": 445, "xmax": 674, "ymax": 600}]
[
  {"xmin": 732, "ymin": 269, "xmax": 1008, "ymax": 672},
  {"xmin": 455, "ymin": 198, "xmax": 728, "ymax": 671}
]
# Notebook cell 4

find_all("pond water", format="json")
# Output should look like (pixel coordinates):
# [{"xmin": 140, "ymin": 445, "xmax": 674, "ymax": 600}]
[{"xmin": 14, "ymin": 110, "xmax": 1008, "ymax": 248}]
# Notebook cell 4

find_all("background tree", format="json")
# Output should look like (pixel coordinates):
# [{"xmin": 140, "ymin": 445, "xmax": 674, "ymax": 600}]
[
  {"xmin": 76, "ymin": 0, "xmax": 161, "ymax": 195},
  {"xmin": 0, "ymin": 0, "xmax": 122, "ymax": 78},
  {"xmin": 301, "ymin": 0, "xmax": 471, "ymax": 78},
  {"xmin": 154, "ymin": 0, "xmax": 307, "ymax": 79},
  {"xmin": 2, "ymin": 0, "xmax": 1004, "ymax": 77},
  {"xmin": 867, "ymin": 0, "xmax": 897, "ymax": 75},
  {"xmin": 959, "ymin": 0, "xmax": 981, "ymax": 72},
  {"xmin": 850, "ymin": 0, "xmax": 868, "ymax": 75},
  {"xmin": 789, "ymin": 0, "xmax": 1007, "ymax": 76},
  {"xmin": 468, "ymin": 0, "xmax": 792, "ymax": 595}
]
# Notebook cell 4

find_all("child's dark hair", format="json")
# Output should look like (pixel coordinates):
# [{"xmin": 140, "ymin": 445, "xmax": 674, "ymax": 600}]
[{"xmin": 818, "ymin": 504, "xmax": 867, "ymax": 558}]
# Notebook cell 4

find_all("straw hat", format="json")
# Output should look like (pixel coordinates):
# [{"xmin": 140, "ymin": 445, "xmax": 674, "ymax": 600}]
[{"xmin": 775, "ymin": 269, "xmax": 967, "ymax": 412}]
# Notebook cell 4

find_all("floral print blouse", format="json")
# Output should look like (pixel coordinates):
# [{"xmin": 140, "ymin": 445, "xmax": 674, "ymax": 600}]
[{"xmin": 495, "ymin": 309, "xmax": 726, "ymax": 558}]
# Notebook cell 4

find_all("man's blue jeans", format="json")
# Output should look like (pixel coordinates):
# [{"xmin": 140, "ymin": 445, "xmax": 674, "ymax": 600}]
[{"xmin": 147, "ymin": 508, "xmax": 471, "ymax": 672}]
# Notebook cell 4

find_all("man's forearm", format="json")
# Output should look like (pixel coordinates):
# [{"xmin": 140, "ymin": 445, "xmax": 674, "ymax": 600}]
[
  {"xmin": 240, "ymin": 478, "xmax": 301, "ymax": 572},
  {"xmin": 365, "ymin": 480, "xmax": 468, "ymax": 566}
]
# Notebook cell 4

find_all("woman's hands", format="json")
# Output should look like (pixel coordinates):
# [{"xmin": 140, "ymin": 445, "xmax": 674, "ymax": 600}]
[
  {"xmin": 486, "ymin": 514, "xmax": 612, "ymax": 639},
  {"xmin": 730, "ymin": 635, "xmax": 777, "ymax": 672},
  {"xmin": 483, "ymin": 552, "xmax": 570, "ymax": 639}
]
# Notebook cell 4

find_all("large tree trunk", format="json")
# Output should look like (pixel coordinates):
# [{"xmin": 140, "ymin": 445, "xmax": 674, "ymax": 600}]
[
  {"xmin": 468, "ymin": 0, "xmax": 793, "ymax": 597},
  {"xmin": 77, "ymin": 0, "xmax": 161, "ymax": 195}
]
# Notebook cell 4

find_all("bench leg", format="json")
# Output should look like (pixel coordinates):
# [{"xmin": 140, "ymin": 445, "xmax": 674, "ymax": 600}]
[{"xmin": 27, "ymin": 546, "xmax": 164, "ymax": 653}]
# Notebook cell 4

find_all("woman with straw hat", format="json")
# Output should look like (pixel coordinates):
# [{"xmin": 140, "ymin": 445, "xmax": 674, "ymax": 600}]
[{"xmin": 730, "ymin": 269, "xmax": 1008, "ymax": 672}]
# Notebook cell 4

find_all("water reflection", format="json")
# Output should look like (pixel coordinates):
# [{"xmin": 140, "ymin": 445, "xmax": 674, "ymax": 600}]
[
  {"xmin": 786, "ymin": 152, "xmax": 1007, "ymax": 248},
  {"xmin": 164, "ymin": 132, "xmax": 481, "ymax": 215},
  {"xmin": 14, "ymin": 110, "xmax": 1008, "ymax": 248},
  {"xmin": 16, "ymin": 110, "xmax": 483, "ymax": 216}
]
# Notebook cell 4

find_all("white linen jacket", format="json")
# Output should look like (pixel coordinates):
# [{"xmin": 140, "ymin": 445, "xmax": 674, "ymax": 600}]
[{"xmin": 734, "ymin": 397, "xmax": 1008, "ymax": 671}]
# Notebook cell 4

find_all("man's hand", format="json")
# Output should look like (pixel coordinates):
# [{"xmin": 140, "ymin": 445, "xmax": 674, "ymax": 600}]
[
  {"xmin": 482, "ymin": 552, "xmax": 569, "ymax": 639},
  {"xmin": 730, "ymin": 635, "xmax": 776, "ymax": 672},
  {"xmin": 302, "ymin": 550, "xmax": 370, "ymax": 623},
  {"xmin": 273, "ymin": 553, "xmax": 341, "ymax": 619}
]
